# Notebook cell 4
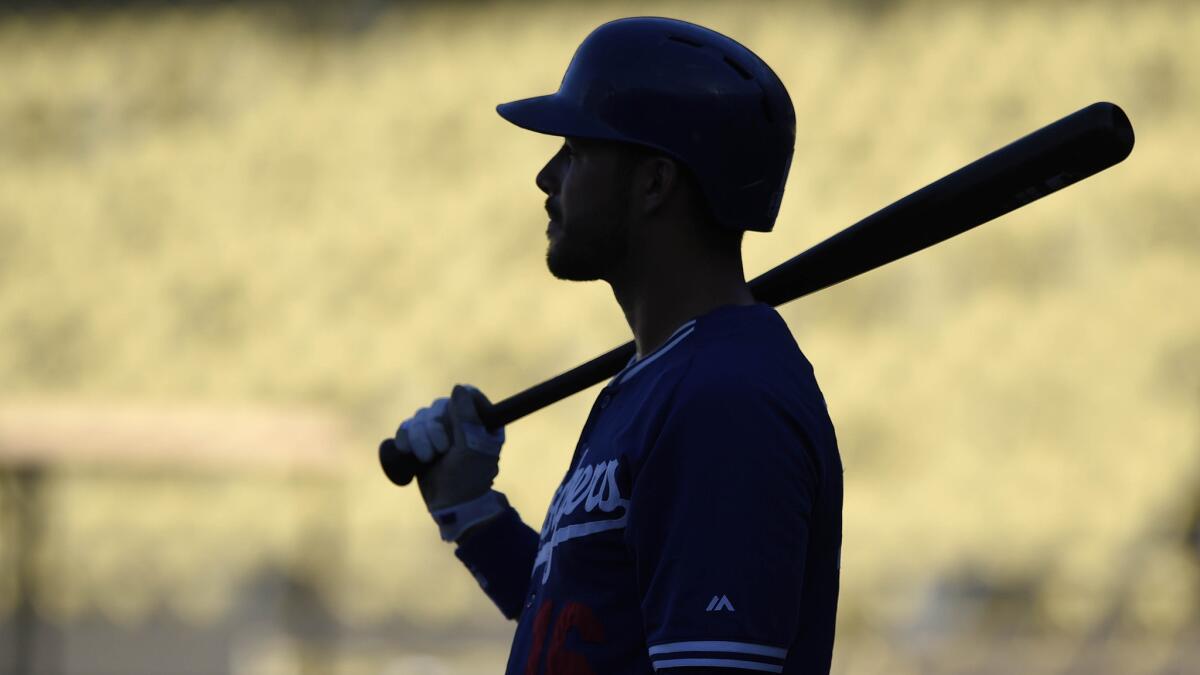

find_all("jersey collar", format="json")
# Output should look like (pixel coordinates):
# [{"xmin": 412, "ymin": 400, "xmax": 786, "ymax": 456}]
[{"xmin": 609, "ymin": 319, "xmax": 698, "ymax": 387}]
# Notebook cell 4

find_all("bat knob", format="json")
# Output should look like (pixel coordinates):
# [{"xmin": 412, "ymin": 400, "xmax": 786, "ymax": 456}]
[{"xmin": 379, "ymin": 438, "xmax": 421, "ymax": 486}]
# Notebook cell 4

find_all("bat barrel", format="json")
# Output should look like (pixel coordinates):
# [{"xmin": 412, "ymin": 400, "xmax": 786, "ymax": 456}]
[{"xmin": 751, "ymin": 101, "xmax": 1134, "ymax": 307}]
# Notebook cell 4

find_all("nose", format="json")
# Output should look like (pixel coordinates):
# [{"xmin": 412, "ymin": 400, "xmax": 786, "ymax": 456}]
[{"xmin": 536, "ymin": 145, "xmax": 569, "ymax": 196}]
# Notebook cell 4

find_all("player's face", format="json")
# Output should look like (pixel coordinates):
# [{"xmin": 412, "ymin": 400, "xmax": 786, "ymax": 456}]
[{"xmin": 536, "ymin": 137, "xmax": 636, "ymax": 282}]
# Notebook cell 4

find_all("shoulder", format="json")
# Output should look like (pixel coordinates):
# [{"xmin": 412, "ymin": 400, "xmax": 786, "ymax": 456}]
[
  {"xmin": 687, "ymin": 304, "xmax": 816, "ymax": 379},
  {"xmin": 651, "ymin": 310, "xmax": 839, "ymax": 472},
  {"xmin": 670, "ymin": 316, "xmax": 823, "ymax": 423}
]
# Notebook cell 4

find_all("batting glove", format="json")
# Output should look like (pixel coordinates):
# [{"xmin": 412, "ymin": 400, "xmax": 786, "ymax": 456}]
[{"xmin": 393, "ymin": 384, "xmax": 508, "ymax": 541}]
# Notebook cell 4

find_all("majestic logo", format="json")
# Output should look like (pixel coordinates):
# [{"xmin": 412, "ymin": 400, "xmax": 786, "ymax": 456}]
[
  {"xmin": 706, "ymin": 595, "xmax": 736, "ymax": 612},
  {"xmin": 534, "ymin": 449, "xmax": 629, "ymax": 582}
]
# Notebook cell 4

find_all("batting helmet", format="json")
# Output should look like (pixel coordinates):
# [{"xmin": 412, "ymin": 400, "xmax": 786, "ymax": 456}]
[{"xmin": 496, "ymin": 17, "xmax": 796, "ymax": 233}]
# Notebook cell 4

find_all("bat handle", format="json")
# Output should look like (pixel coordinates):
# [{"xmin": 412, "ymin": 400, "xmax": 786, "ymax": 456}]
[{"xmin": 378, "ymin": 398, "xmax": 505, "ymax": 487}]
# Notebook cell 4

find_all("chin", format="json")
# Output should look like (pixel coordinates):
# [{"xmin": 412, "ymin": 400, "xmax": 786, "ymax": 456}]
[
  {"xmin": 545, "ymin": 220, "xmax": 628, "ymax": 282},
  {"xmin": 546, "ymin": 243, "xmax": 606, "ymax": 282},
  {"xmin": 547, "ymin": 256, "xmax": 603, "ymax": 282}
]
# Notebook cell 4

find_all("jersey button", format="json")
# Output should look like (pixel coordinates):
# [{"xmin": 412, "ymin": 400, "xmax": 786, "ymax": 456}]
[{"xmin": 599, "ymin": 393, "xmax": 612, "ymax": 409}]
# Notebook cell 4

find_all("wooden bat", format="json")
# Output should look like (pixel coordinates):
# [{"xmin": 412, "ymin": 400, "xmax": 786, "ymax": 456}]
[{"xmin": 380, "ymin": 101, "xmax": 1135, "ymax": 486}]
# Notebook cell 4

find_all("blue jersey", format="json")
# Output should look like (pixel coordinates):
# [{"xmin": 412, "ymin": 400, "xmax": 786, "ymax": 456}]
[{"xmin": 455, "ymin": 303, "xmax": 842, "ymax": 674}]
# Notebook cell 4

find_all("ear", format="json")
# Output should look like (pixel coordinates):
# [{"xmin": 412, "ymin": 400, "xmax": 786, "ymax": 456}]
[{"xmin": 633, "ymin": 155, "xmax": 681, "ymax": 216}]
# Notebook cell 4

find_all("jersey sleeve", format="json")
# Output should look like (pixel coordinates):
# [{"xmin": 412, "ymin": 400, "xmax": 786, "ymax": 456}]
[
  {"xmin": 453, "ymin": 507, "xmax": 540, "ymax": 620},
  {"xmin": 624, "ymin": 375, "xmax": 820, "ymax": 672}
]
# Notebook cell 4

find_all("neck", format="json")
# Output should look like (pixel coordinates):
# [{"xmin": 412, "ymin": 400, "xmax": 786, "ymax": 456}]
[{"xmin": 608, "ymin": 233, "xmax": 755, "ymax": 359}]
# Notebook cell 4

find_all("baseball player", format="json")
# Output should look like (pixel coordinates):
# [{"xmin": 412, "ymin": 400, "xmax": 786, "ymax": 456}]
[{"xmin": 393, "ymin": 17, "xmax": 843, "ymax": 674}]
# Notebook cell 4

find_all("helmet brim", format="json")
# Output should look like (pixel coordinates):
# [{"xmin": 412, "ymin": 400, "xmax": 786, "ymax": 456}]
[{"xmin": 496, "ymin": 94, "xmax": 622, "ymax": 141}]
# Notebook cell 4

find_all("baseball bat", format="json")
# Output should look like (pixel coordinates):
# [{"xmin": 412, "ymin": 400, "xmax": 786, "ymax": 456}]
[{"xmin": 380, "ymin": 101, "xmax": 1134, "ymax": 486}]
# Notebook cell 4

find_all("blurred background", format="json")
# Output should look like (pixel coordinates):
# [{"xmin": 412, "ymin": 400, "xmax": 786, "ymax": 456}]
[{"xmin": 0, "ymin": 0, "xmax": 1196, "ymax": 673}]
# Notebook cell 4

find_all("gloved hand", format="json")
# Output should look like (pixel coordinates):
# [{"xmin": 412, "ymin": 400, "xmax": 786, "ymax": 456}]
[{"xmin": 393, "ymin": 384, "xmax": 507, "ymax": 540}]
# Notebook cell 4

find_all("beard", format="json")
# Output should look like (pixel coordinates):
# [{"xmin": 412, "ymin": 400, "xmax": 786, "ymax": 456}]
[
  {"xmin": 545, "ymin": 187, "xmax": 632, "ymax": 282},
  {"xmin": 546, "ymin": 217, "xmax": 629, "ymax": 281}
]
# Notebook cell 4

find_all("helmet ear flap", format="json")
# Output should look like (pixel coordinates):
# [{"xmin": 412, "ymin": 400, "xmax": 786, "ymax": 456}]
[{"xmin": 763, "ymin": 153, "xmax": 793, "ymax": 229}]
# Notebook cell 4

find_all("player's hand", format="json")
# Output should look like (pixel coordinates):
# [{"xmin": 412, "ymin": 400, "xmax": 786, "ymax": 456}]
[{"xmin": 393, "ymin": 384, "xmax": 505, "ymax": 513}]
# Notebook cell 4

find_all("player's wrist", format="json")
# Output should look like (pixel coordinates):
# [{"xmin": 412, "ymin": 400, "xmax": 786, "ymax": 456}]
[
  {"xmin": 430, "ymin": 490, "xmax": 510, "ymax": 542},
  {"xmin": 452, "ymin": 509, "xmax": 507, "ymax": 545}
]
